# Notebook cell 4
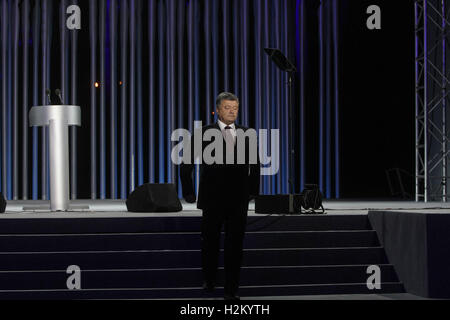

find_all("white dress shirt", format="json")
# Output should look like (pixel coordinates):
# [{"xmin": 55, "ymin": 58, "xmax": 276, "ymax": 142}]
[{"xmin": 218, "ymin": 119, "xmax": 237, "ymax": 140}]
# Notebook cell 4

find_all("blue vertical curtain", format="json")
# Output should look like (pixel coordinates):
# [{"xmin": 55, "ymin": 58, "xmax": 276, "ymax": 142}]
[
  {"xmin": 0, "ymin": 0, "xmax": 342, "ymax": 200},
  {"xmin": 318, "ymin": 0, "xmax": 340, "ymax": 199},
  {"xmin": 87, "ymin": 0, "xmax": 303, "ymax": 199},
  {"xmin": 0, "ymin": 0, "xmax": 79, "ymax": 201}
]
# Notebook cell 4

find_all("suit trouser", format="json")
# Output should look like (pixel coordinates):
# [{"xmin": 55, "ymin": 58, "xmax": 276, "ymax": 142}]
[{"xmin": 201, "ymin": 206, "xmax": 248, "ymax": 295}]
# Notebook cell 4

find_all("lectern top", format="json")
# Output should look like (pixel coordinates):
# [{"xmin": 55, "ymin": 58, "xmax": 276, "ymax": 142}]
[{"xmin": 29, "ymin": 105, "xmax": 81, "ymax": 127}]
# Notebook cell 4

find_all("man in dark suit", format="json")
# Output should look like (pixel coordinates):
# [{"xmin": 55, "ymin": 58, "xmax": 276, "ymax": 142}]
[{"xmin": 180, "ymin": 92, "xmax": 260, "ymax": 300}]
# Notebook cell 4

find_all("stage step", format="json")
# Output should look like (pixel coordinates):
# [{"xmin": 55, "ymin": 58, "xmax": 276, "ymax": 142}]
[
  {"xmin": 0, "ymin": 248, "xmax": 388, "ymax": 270},
  {"xmin": 0, "ymin": 214, "xmax": 405, "ymax": 298},
  {"xmin": 0, "ymin": 282, "xmax": 405, "ymax": 300},
  {"xmin": 0, "ymin": 215, "xmax": 372, "ymax": 234},
  {"xmin": 0, "ymin": 265, "xmax": 399, "ymax": 290},
  {"xmin": 0, "ymin": 230, "xmax": 379, "ymax": 252}
]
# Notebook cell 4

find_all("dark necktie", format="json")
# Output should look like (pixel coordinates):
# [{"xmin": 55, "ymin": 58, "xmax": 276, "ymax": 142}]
[{"xmin": 223, "ymin": 126, "xmax": 235, "ymax": 146}]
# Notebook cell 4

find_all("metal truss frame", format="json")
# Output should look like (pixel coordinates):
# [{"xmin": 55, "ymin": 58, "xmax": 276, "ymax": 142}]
[{"xmin": 415, "ymin": 0, "xmax": 450, "ymax": 202}]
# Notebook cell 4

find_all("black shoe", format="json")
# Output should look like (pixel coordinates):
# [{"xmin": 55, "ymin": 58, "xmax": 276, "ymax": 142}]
[
  {"xmin": 202, "ymin": 281, "xmax": 215, "ymax": 293},
  {"xmin": 224, "ymin": 293, "xmax": 240, "ymax": 301}
]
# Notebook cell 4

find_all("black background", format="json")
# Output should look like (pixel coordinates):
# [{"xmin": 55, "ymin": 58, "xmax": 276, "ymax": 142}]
[{"xmin": 340, "ymin": 1, "xmax": 414, "ymax": 198}]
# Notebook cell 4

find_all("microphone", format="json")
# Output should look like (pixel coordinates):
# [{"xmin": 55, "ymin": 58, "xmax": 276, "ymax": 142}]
[
  {"xmin": 46, "ymin": 89, "xmax": 52, "ymax": 105},
  {"xmin": 55, "ymin": 89, "xmax": 64, "ymax": 105}
]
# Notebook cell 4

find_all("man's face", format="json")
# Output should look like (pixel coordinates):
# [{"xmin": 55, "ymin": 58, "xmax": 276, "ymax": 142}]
[{"xmin": 217, "ymin": 100, "xmax": 239, "ymax": 125}]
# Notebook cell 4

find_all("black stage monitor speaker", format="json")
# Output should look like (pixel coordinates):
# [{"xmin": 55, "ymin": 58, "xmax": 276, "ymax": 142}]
[
  {"xmin": 255, "ymin": 185, "xmax": 325, "ymax": 215},
  {"xmin": 126, "ymin": 183, "xmax": 182, "ymax": 213},
  {"xmin": 255, "ymin": 194, "xmax": 303, "ymax": 215},
  {"xmin": 0, "ymin": 193, "xmax": 6, "ymax": 213}
]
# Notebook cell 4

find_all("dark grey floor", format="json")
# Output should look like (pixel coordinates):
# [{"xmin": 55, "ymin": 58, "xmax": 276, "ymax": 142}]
[{"xmin": 3, "ymin": 199, "xmax": 450, "ymax": 217}]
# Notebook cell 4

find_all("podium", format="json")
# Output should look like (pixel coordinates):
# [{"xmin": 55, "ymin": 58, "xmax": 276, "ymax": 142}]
[{"xmin": 29, "ymin": 105, "xmax": 81, "ymax": 212}]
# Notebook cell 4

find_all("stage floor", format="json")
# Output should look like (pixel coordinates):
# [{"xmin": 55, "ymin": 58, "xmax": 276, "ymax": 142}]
[{"xmin": 1, "ymin": 199, "xmax": 450, "ymax": 218}]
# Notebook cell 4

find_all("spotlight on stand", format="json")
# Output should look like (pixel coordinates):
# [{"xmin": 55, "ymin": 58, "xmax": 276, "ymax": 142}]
[
  {"xmin": 254, "ymin": 49, "xmax": 326, "ymax": 215},
  {"xmin": 300, "ymin": 184, "xmax": 325, "ymax": 214},
  {"xmin": 263, "ymin": 48, "xmax": 297, "ymax": 73}
]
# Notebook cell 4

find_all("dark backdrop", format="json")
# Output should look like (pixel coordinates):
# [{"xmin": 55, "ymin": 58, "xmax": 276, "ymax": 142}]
[{"xmin": 340, "ymin": 1, "xmax": 414, "ymax": 198}]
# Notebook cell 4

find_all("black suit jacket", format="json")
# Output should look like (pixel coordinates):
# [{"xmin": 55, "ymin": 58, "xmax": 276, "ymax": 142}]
[{"xmin": 180, "ymin": 122, "xmax": 260, "ymax": 210}]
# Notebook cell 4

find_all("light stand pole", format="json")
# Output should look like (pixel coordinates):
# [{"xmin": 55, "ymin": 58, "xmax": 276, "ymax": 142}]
[
  {"xmin": 288, "ymin": 73, "xmax": 294, "ymax": 194},
  {"xmin": 264, "ymin": 48, "xmax": 297, "ymax": 194},
  {"xmin": 257, "ymin": 48, "xmax": 325, "ymax": 215}
]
